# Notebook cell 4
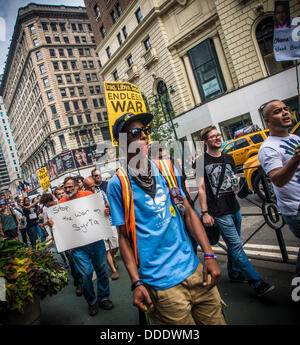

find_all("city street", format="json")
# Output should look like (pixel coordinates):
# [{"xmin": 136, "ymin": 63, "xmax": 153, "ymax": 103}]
[{"xmin": 38, "ymin": 188, "xmax": 300, "ymax": 326}]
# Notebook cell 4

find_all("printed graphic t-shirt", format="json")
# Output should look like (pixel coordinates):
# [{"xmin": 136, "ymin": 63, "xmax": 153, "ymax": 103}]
[
  {"xmin": 107, "ymin": 161, "xmax": 199, "ymax": 290},
  {"xmin": 258, "ymin": 134, "xmax": 300, "ymax": 215},
  {"xmin": 203, "ymin": 152, "xmax": 240, "ymax": 217}
]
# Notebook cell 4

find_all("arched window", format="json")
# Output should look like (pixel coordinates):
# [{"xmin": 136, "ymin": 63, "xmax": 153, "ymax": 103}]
[
  {"xmin": 256, "ymin": 17, "xmax": 293, "ymax": 75},
  {"xmin": 157, "ymin": 80, "xmax": 174, "ymax": 121}
]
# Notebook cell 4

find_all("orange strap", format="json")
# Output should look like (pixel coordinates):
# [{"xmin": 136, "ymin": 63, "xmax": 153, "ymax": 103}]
[{"xmin": 116, "ymin": 167, "xmax": 139, "ymax": 266}]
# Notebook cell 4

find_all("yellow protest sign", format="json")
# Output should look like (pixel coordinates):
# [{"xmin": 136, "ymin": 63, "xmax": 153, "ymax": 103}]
[
  {"xmin": 104, "ymin": 81, "xmax": 147, "ymax": 145},
  {"xmin": 37, "ymin": 167, "xmax": 51, "ymax": 191}
]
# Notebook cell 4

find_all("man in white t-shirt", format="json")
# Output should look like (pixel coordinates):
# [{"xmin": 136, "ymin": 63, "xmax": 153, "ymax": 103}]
[{"xmin": 258, "ymin": 99, "xmax": 300, "ymax": 278}]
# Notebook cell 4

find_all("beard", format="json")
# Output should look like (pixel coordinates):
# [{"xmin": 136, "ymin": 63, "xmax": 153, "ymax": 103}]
[{"xmin": 65, "ymin": 189, "xmax": 78, "ymax": 199}]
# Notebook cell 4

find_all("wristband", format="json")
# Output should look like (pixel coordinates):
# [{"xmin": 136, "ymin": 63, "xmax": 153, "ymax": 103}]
[
  {"xmin": 131, "ymin": 280, "xmax": 144, "ymax": 291},
  {"xmin": 201, "ymin": 210, "xmax": 208, "ymax": 215},
  {"xmin": 204, "ymin": 254, "xmax": 217, "ymax": 259}
]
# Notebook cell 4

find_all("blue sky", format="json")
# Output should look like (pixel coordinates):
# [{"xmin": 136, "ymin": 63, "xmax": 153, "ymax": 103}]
[{"xmin": 0, "ymin": 0, "xmax": 85, "ymax": 76}]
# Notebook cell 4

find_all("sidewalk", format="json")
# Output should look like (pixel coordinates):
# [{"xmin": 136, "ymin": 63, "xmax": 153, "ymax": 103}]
[{"xmin": 40, "ymin": 253, "xmax": 299, "ymax": 325}]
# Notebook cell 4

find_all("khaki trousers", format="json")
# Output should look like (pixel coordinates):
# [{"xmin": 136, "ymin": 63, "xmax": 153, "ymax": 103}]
[{"xmin": 146, "ymin": 263, "xmax": 227, "ymax": 325}]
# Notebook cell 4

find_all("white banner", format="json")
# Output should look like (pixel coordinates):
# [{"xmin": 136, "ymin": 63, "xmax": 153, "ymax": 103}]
[{"xmin": 47, "ymin": 193, "xmax": 113, "ymax": 252}]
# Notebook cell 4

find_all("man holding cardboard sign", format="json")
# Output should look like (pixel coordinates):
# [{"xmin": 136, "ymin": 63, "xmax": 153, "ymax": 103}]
[{"xmin": 49, "ymin": 176, "xmax": 113, "ymax": 316}]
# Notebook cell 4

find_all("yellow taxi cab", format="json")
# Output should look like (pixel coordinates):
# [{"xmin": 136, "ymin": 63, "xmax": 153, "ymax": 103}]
[
  {"xmin": 221, "ymin": 129, "xmax": 269, "ymax": 168},
  {"xmin": 243, "ymin": 121, "xmax": 300, "ymax": 200}
]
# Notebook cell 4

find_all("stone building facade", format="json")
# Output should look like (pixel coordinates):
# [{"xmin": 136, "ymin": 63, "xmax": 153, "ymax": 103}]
[
  {"xmin": 85, "ymin": 0, "xmax": 299, "ymax": 151},
  {"xmin": 0, "ymin": 4, "xmax": 110, "ymax": 187}
]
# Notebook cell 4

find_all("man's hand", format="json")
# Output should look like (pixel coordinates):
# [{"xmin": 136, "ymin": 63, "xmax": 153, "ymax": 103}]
[
  {"xmin": 104, "ymin": 204, "xmax": 110, "ymax": 217},
  {"xmin": 202, "ymin": 259, "xmax": 221, "ymax": 289},
  {"xmin": 133, "ymin": 285, "xmax": 153, "ymax": 312},
  {"xmin": 293, "ymin": 145, "xmax": 300, "ymax": 163},
  {"xmin": 48, "ymin": 219, "xmax": 54, "ymax": 228},
  {"xmin": 202, "ymin": 213, "xmax": 215, "ymax": 227}
]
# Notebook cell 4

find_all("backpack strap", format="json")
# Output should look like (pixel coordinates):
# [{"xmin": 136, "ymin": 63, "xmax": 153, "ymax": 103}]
[
  {"xmin": 152, "ymin": 159, "xmax": 178, "ymax": 190},
  {"xmin": 116, "ymin": 166, "xmax": 139, "ymax": 267}
]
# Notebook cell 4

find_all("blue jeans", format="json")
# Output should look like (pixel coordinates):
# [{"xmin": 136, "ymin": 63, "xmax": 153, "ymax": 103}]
[
  {"xmin": 27, "ymin": 224, "xmax": 45, "ymax": 247},
  {"xmin": 283, "ymin": 214, "xmax": 300, "ymax": 278},
  {"xmin": 72, "ymin": 240, "xmax": 110, "ymax": 306},
  {"xmin": 215, "ymin": 210, "xmax": 263, "ymax": 289},
  {"xmin": 65, "ymin": 250, "xmax": 82, "ymax": 287}
]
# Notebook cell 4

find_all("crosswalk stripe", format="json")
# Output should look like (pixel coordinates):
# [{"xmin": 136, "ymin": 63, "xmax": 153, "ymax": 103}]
[{"xmin": 215, "ymin": 241, "xmax": 299, "ymax": 253}]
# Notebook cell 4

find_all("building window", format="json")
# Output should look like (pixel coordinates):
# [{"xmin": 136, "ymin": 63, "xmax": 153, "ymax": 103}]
[
  {"xmin": 82, "ymin": 100, "xmax": 88, "ymax": 109},
  {"xmin": 66, "ymin": 74, "xmax": 72, "ymax": 83},
  {"xmin": 42, "ymin": 22, "xmax": 48, "ymax": 31},
  {"xmin": 95, "ymin": 85, "xmax": 101, "ymax": 94},
  {"xmin": 36, "ymin": 51, "xmax": 42, "ymax": 60},
  {"xmin": 50, "ymin": 22, "xmax": 57, "ymax": 31},
  {"xmin": 54, "ymin": 36, "xmax": 60, "ymax": 43},
  {"xmin": 63, "ymin": 36, "xmax": 69, "ymax": 43},
  {"xmin": 127, "ymin": 55, "xmax": 133, "ymax": 67},
  {"xmin": 49, "ymin": 48, "xmax": 56, "ymax": 57},
  {"xmin": 78, "ymin": 48, "xmax": 84, "ymax": 56},
  {"xmin": 73, "ymin": 100, "xmax": 79, "ymax": 110},
  {"xmin": 60, "ymin": 88, "xmax": 67, "ymax": 97},
  {"xmin": 117, "ymin": 32, "xmax": 123, "ymax": 46},
  {"xmin": 111, "ymin": 11, "xmax": 117, "ymax": 24},
  {"xmin": 33, "ymin": 38, "xmax": 39, "ymax": 46},
  {"xmin": 99, "ymin": 98, "xmax": 105, "ymax": 107},
  {"xmin": 188, "ymin": 38, "xmax": 226, "ymax": 102},
  {"xmin": 75, "ymin": 36, "xmax": 80, "ymax": 43},
  {"xmin": 89, "ymin": 86, "xmax": 95, "ymax": 94},
  {"xmin": 94, "ymin": 5, "xmax": 101, "ymax": 18},
  {"xmin": 96, "ymin": 112, "xmax": 102, "ymax": 121},
  {"xmin": 86, "ymin": 73, "xmax": 91, "ymax": 82},
  {"xmin": 39, "ymin": 64, "xmax": 46, "ymax": 74},
  {"xmin": 59, "ymin": 135, "xmax": 67, "ymax": 150},
  {"xmin": 92, "ymin": 73, "xmax": 98, "ymax": 81},
  {"xmin": 256, "ymin": 17, "xmax": 293, "ymax": 76},
  {"xmin": 100, "ymin": 25, "xmax": 106, "ymax": 39},
  {"xmin": 29, "ymin": 25, "xmax": 36, "ymax": 35},
  {"xmin": 77, "ymin": 115, "xmax": 83, "ymax": 124},
  {"xmin": 116, "ymin": 3, "xmax": 122, "ymax": 17},
  {"xmin": 43, "ymin": 78, "xmax": 50, "ymax": 87},
  {"xmin": 78, "ymin": 87, "xmax": 84, "ymax": 95},
  {"xmin": 135, "ymin": 8, "xmax": 143, "ymax": 23},
  {"xmin": 59, "ymin": 23, "xmax": 66, "ymax": 31},
  {"xmin": 58, "ymin": 48, "xmax": 64, "ymax": 57},
  {"xmin": 144, "ymin": 37, "xmax": 152, "ymax": 51},
  {"xmin": 62, "ymin": 61, "xmax": 68, "ymax": 70},
  {"xmin": 50, "ymin": 104, "xmax": 57, "ymax": 115},
  {"xmin": 86, "ymin": 114, "xmax": 91, "ymax": 123},
  {"xmin": 122, "ymin": 25, "xmax": 128, "ymax": 39},
  {"xmin": 46, "ymin": 36, "xmax": 52, "ymax": 43},
  {"xmin": 69, "ymin": 87, "xmax": 76, "ymax": 97},
  {"xmin": 87, "ymin": 24, "xmax": 92, "ymax": 32},
  {"xmin": 81, "ymin": 36, "xmax": 87, "ymax": 43},
  {"xmin": 68, "ymin": 117, "xmax": 74, "ymax": 126},
  {"xmin": 101, "ymin": 126, "xmax": 111, "ymax": 140},
  {"xmin": 156, "ymin": 80, "xmax": 174, "ymax": 121},
  {"xmin": 106, "ymin": 46, "xmax": 111, "ymax": 59},
  {"xmin": 71, "ymin": 23, "xmax": 77, "ymax": 31},
  {"xmin": 55, "ymin": 119, "xmax": 61, "ymax": 129},
  {"xmin": 93, "ymin": 99, "xmax": 99, "ymax": 108},
  {"xmin": 82, "ymin": 61, "xmax": 88, "ymax": 69},
  {"xmin": 78, "ymin": 23, "xmax": 84, "ymax": 32},
  {"xmin": 88, "ymin": 61, "xmax": 94, "ymax": 68},
  {"xmin": 56, "ymin": 75, "xmax": 63, "ymax": 84},
  {"xmin": 113, "ymin": 70, "xmax": 119, "ymax": 81},
  {"xmin": 71, "ymin": 61, "xmax": 77, "ymax": 70},
  {"xmin": 74, "ymin": 74, "xmax": 81, "ymax": 82},
  {"xmin": 64, "ymin": 102, "xmax": 70, "ymax": 111},
  {"xmin": 53, "ymin": 61, "xmax": 59, "ymax": 70},
  {"xmin": 47, "ymin": 90, "xmax": 53, "ymax": 100},
  {"xmin": 67, "ymin": 49, "xmax": 74, "ymax": 57},
  {"xmin": 85, "ymin": 48, "xmax": 91, "ymax": 56}
]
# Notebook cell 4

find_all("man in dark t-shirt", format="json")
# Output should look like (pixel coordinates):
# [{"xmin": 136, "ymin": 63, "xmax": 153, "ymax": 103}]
[{"xmin": 197, "ymin": 125, "xmax": 275, "ymax": 297}]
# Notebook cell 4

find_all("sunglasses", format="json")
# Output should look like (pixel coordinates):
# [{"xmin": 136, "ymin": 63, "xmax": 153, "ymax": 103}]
[{"xmin": 127, "ymin": 127, "xmax": 151, "ymax": 138}]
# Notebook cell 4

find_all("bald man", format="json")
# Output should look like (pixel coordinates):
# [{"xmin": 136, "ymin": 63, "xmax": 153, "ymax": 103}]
[
  {"xmin": 258, "ymin": 99, "xmax": 300, "ymax": 278},
  {"xmin": 83, "ymin": 176, "xmax": 97, "ymax": 194}
]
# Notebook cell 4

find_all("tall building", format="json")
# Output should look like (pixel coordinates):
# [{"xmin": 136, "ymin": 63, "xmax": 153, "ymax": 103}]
[
  {"xmin": 0, "ymin": 97, "xmax": 22, "ymax": 195},
  {"xmin": 0, "ymin": 4, "xmax": 110, "ymax": 189},
  {"xmin": 85, "ymin": 0, "xmax": 299, "ymax": 153},
  {"xmin": 0, "ymin": 145, "xmax": 10, "ymax": 193}
]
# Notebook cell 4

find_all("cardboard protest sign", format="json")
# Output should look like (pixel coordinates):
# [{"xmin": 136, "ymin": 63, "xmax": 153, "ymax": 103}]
[
  {"xmin": 47, "ymin": 193, "xmax": 113, "ymax": 252},
  {"xmin": 104, "ymin": 81, "xmax": 147, "ymax": 146},
  {"xmin": 37, "ymin": 167, "xmax": 51, "ymax": 191},
  {"xmin": 273, "ymin": 1, "xmax": 300, "ymax": 61}
]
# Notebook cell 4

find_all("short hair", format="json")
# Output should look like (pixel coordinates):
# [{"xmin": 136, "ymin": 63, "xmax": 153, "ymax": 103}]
[
  {"xmin": 200, "ymin": 125, "xmax": 217, "ymax": 141},
  {"xmin": 75, "ymin": 175, "xmax": 84, "ymax": 182},
  {"xmin": 63, "ymin": 176, "xmax": 78, "ymax": 186},
  {"xmin": 53, "ymin": 187, "xmax": 64, "ymax": 197},
  {"xmin": 259, "ymin": 99, "xmax": 281, "ymax": 119},
  {"xmin": 91, "ymin": 168, "xmax": 100, "ymax": 176},
  {"xmin": 40, "ymin": 193, "xmax": 54, "ymax": 206}
]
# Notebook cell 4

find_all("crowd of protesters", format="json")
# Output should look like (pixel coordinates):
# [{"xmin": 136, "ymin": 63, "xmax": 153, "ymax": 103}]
[{"xmin": 0, "ymin": 101, "xmax": 299, "ymax": 324}]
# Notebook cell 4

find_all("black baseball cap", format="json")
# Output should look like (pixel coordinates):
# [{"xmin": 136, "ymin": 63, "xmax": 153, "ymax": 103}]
[{"xmin": 112, "ymin": 112, "xmax": 153, "ymax": 141}]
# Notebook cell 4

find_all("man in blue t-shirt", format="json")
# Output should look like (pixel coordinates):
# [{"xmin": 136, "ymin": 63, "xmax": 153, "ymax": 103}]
[{"xmin": 108, "ymin": 112, "xmax": 226, "ymax": 325}]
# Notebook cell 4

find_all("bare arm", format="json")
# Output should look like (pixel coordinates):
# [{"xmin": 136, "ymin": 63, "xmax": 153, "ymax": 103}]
[
  {"xmin": 117, "ymin": 225, "xmax": 152, "ymax": 311},
  {"xmin": 196, "ymin": 177, "xmax": 215, "ymax": 226},
  {"xmin": 24, "ymin": 197, "xmax": 40, "ymax": 210},
  {"xmin": 268, "ymin": 145, "xmax": 300, "ymax": 187}
]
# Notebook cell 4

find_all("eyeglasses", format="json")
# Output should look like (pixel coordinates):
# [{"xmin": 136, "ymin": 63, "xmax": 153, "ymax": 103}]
[
  {"xmin": 93, "ymin": 174, "xmax": 101, "ymax": 177},
  {"xmin": 127, "ymin": 126, "xmax": 151, "ymax": 138},
  {"xmin": 208, "ymin": 134, "xmax": 222, "ymax": 140}
]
